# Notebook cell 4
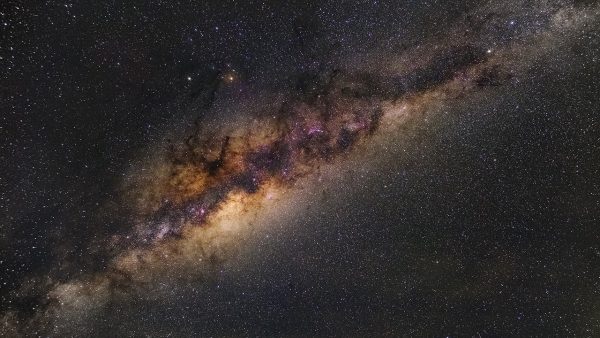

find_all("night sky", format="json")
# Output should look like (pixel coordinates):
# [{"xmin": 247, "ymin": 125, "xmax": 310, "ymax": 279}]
[{"xmin": 2, "ymin": 1, "xmax": 600, "ymax": 336}]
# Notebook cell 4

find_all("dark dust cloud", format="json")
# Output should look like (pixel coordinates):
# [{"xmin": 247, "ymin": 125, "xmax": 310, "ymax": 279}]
[{"xmin": 2, "ymin": 0, "xmax": 600, "ymax": 336}]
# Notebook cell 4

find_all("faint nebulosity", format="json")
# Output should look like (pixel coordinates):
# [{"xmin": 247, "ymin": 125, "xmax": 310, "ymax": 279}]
[{"xmin": 1, "ymin": 1, "xmax": 600, "ymax": 336}]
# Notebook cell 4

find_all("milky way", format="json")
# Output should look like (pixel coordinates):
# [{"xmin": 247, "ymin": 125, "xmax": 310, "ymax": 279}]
[{"xmin": 2, "ymin": 1, "xmax": 600, "ymax": 336}]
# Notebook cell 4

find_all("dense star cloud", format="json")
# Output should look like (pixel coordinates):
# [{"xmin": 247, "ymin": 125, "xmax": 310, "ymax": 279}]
[{"xmin": 1, "ymin": 0, "xmax": 600, "ymax": 336}]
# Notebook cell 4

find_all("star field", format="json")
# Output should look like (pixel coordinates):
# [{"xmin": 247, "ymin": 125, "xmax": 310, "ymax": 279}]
[{"xmin": 1, "ymin": 1, "xmax": 600, "ymax": 336}]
